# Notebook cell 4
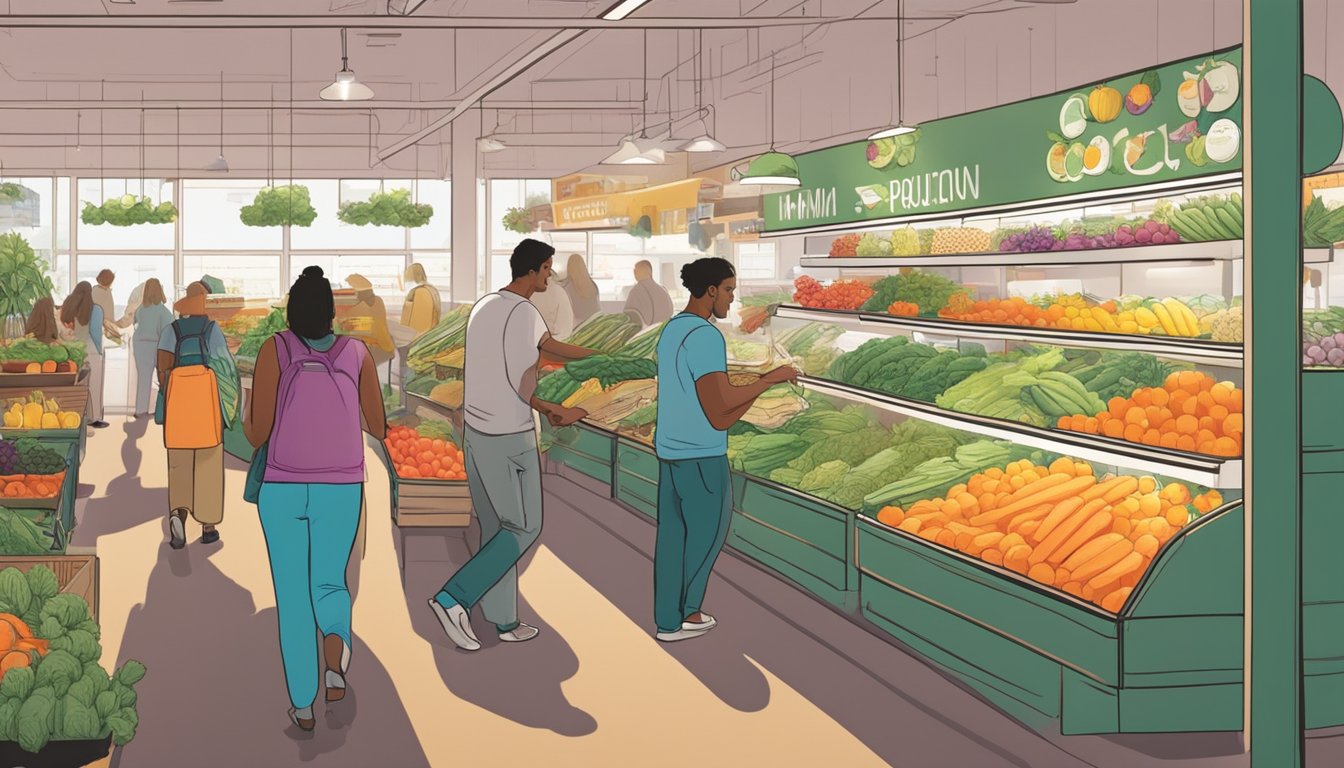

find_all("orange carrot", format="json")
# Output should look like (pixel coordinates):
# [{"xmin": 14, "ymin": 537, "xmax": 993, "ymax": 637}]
[
  {"xmin": 1061, "ymin": 533, "xmax": 1127, "ymax": 572},
  {"xmin": 1029, "ymin": 497, "xmax": 1086, "ymax": 544},
  {"xmin": 1087, "ymin": 551, "xmax": 1145, "ymax": 590},
  {"xmin": 969, "ymin": 475, "xmax": 1097, "ymax": 527},
  {"xmin": 1071, "ymin": 538, "xmax": 1136, "ymax": 583},
  {"xmin": 1031, "ymin": 498, "xmax": 1108, "ymax": 565},
  {"xmin": 1047, "ymin": 509, "xmax": 1115, "ymax": 567}
]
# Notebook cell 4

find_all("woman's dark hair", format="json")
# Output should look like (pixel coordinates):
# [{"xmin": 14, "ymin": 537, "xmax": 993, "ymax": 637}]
[
  {"xmin": 681, "ymin": 258, "xmax": 736, "ymax": 298},
  {"xmin": 287, "ymin": 266, "xmax": 335, "ymax": 340},
  {"xmin": 511, "ymin": 238, "xmax": 556, "ymax": 279}
]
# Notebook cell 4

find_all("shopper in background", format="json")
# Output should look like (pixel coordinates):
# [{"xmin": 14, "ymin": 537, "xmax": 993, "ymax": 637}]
[
  {"xmin": 346, "ymin": 274, "xmax": 395, "ymax": 380},
  {"xmin": 244, "ymin": 266, "xmax": 385, "ymax": 732},
  {"xmin": 400, "ymin": 262, "xmax": 442, "ymax": 335},
  {"xmin": 61, "ymin": 282, "xmax": 108, "ymax": 428},
  {"xmin": 528, "ymin": 269, "xmax": 575, "ymax": 340},
  {"xmin": 24, "ymin": 296, "xmax": 60, "ymax": 344},
  {"xmin": 157, "ymin": 281, "xmax": 237, "ymax": 548},
  {"xmin": 132, "ymin": 279, "xmax": 174, "ymax": 418},
  {"xmin": 560, "ymin": 253, "xmax": 601, "ymax": 326},
  {"xmin": 428, "ymin": 238, "xmax": 595, "ymax": 651},
  {"xmin": 651, "ymin": 258, "xmax": 798, "ymax": 642},
  {"xmin": 91, "ymin": 269, "xmax": 116, "ymax": 329},
  {"xmin": 622, "ymin": 259, "xmax": 675, "ymax": 327}
]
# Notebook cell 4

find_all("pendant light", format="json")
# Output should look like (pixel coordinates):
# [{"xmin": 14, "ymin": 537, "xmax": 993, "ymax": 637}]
[
  {"xmin": 680, "ymin": 29, "xmax": 726, "ymax": 153},
  {"xmin": 738, "ymin": 53, "xmax": 800, "ymax": 187},
  {"xmin": 606, "ymin": 30, "xmax": 664, "ymax": 164},
  {"xmin": 868, "ymin": 0, "xmax": 918, "ymax": 140},
  {"xmin": 320, "ymin": 28, "xmax": 374, "ymax": 101},
  {"xmin": 205, "ymin": 71, "xmax": 229, "ymax": 172},
  {"xmin": 477, "ymin": 108, "xmax": 507, "ymax": 153},
  {"xmin": 74, "ymin": 111, "xmax": 82, "ymax": 153}
]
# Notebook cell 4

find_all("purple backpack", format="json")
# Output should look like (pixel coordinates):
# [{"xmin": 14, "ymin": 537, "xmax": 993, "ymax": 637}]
[{"xmin": 264, "ymin": 331, "xmax": 367, "ymax": 484}]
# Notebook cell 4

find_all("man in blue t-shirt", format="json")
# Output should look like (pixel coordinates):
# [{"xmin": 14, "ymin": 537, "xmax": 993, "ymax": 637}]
[{"xmin": 652, "ymin": 258, "xmax": 799, "ymax": 642}]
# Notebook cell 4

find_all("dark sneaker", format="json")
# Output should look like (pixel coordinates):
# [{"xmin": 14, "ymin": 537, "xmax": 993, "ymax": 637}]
[
  {"xmin": 90, "ymin": 421, "xmax": 110, "ymax": 429},
  {"xmin": 200, "ymin": 528, "xmax": 220, "ymax": 545}
]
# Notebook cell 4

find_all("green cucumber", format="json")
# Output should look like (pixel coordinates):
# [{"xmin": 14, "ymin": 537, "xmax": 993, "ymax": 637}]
[{"xmin": 1215, "ymin": 206, "xmax": 1243, "ymax": 239}]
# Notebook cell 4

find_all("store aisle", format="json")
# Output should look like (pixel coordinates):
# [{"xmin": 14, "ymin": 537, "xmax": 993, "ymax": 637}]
[{"xmin": 62, "ymin": 421, "xmax": 1337, "ymax": 767}]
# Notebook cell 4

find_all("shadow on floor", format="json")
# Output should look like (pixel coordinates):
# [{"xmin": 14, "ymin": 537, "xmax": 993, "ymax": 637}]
[
  {"xmin": 1099, "ymin": 731, "xmax": 1245, "ymax": 760},
  {"xmin": 539, "ymin": 486, "xmax": 1083, "ymax": 768},
  {"xmin": 70, "ymin": 418, "xmax": 165, "ymax": 545},
  {"xmin": 111, "ymin": 537, "xmax": 430, "ymax": 768},
  {"xmin": 400, "ymin": 526, "xmax": 597, "ymax": 738}
]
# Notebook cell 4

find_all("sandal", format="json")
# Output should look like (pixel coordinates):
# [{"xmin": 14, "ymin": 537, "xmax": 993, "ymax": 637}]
[
  {"xmin": 324, "ymin": 634, "xmax": 350, "ymax": 702},
  {"xmin": 289, "ymin": 707, "xmax": 315, "ymax": 732}
]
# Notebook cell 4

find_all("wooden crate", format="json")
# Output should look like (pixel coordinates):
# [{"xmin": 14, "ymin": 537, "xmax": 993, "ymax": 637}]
[
  {"xmin": 0, "ymin": 554, "xmax": 98, "ymax": 622},
  {"xmin": 393, "ymin": 478, "xmax": 472, "ymax": 528}
]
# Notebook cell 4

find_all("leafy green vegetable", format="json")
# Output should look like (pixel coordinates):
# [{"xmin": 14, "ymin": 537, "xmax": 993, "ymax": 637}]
[
  {"xmin": 16, "ymin": 687, "xmax": 54, "ymax": 752},
  {"xmin": 0, "ymin": 570, "xmax": 31, "ymax": 617},
  {"xmin": 337, "ymin": 188, "xmax": 433, "ymax": 228},
  {"xmin": 236, "ymin": 308, "xmax": 289, "ymax": 359},
  {"xmin": 80, "ymin": 196, "xmax": 177, "ymax": 226},
  {"xmin": 860, "ymin": 271, "xmax": 965, "ymax": 315},
  {"xmin": 0, "ymin": 234, "xmax": 55, "ymax": 322},
  {"xmin": 240, "ymin": 185, "xmax": 317, "ymax": 227}
]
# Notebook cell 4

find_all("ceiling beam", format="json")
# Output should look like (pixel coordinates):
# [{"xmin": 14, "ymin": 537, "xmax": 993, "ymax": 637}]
[
  {"xmin": 0, "ymin": 15, "xmax": 853, "ymax": 29},
  {"xmin": 0, "ymin": 99, "xmax": 643, "ymax": 111},
  {"xmin": 376, "ymin": 28, "xmax": 586, "ymax": 161}
]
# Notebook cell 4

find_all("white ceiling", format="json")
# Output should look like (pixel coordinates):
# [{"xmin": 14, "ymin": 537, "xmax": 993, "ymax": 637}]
[{"xmin": 0, "ymin": 0, "xmax": 1330, "ymax": 179}]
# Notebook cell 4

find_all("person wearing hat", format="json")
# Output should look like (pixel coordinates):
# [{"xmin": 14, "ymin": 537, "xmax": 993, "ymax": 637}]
[
  {"xmin": 156, "ymin": 281, "xmax": 240, "ymax": 548},
  {"xmin": 400, "ymin": 263, "xmax": 441, "ymax": 337},
  {"xmin": 345, "ymin": 274, "xmax": 395, "ymax": 376}
]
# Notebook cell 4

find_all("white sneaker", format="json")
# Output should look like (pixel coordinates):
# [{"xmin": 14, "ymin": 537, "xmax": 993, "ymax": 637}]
[
  {"xmin": 656, "ymin": 626, "xmax": 710, "ymax": 643},
  {"xmin": 428, "ymin": 599, "xmax": 481, "ymax": 651},
  {"xmin": 682, "ymin": 613, "xmax": 717, "ymax": 631},
  {"xmin": 498, "ymin": 623, "xmax": 540, "ymax": 643}
]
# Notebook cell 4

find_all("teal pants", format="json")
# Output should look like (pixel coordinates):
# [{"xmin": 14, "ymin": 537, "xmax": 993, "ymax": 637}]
[
  {"xmin": 437, "ymin": 425, "xmax": 542, "ymax": 632},
  {"xmin": 654, "ymin": 456, "xmax": 732, "ymax": 633},
  {"xmin": 258, "ymin": 482, "xmax": 362, "ymax": 709}
]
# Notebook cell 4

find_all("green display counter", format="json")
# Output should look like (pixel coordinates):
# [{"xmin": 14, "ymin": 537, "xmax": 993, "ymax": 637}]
[
  {"xmin": 614, "ymin": 439, "xmax": 657, "ymax": 519},
  {"xmin": 546, "ymin": 422, "xmax": 616, "ymax": 487},
  {"xmin": 1301, "ymin": 369, "xmax": 1344, "ymax": 729}
]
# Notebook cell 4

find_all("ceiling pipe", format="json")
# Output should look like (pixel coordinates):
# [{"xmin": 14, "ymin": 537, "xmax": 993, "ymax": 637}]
[
  {"xmin": 0, "ymin": 99, "xmax": 644, "ymax": 111},
  {"xmin": 0, "ymin": 15, "xmax": 851, "ymax": 29}
]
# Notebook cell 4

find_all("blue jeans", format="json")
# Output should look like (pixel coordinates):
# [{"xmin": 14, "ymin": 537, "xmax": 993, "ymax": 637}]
[
  {"xmin": 654, "ymin": 455, "xmax": 732, "ymax": 633},
  {"xmin": 258, "ymin": 482, "xmax": 362, "ymax": 709}
]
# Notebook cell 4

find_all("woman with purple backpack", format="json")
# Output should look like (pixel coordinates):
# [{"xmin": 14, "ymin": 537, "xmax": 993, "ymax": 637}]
[{"xmin": 243, "ymin": 266, "xmax": 387, "ymax": 732}]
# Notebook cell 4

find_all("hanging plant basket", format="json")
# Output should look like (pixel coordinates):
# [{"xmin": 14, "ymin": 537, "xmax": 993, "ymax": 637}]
[
  {"xmin": 627, "ymin": 214, "xmax": 653, "ymax": 239},
  {"xmin": 79, "ymin": 196, "xmax": 178, "ymax": 227},
  {"xmin": 0, "ymin": 184, "xmax": 25, "ymax": 205},
  {"xmin": 239, "ymin": 185, "xmax": 317, "ymax": 227},
  {"xmin": 337, "ymin": 188, "xmax": 433, "ymax": 228},
  {"xmin": 501, "ymin": 207, "xmax": 534, "ymax": 234}
]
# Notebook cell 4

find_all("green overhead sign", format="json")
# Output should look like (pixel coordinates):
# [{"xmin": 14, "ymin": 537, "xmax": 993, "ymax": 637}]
[{"xmin": 764, "ymin": 48, "xmax": 1244, "ymax": 232}]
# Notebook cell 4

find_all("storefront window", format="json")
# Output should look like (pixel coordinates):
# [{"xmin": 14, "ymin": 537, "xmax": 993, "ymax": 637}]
[
  {"xmin": 182, "ymin": 180, "xmax": 283, "ymax": 251},
  {"xmin": 74, "ymin": 254, "xmax": 175, "ymax": 315},
  {"xmin": 488, "ymin": 179, "xmax": 551, "ymax": 287},
  {"xmin": 76, "ymin": 178, "xmax": 174, "ymax": 251},
  {"xmin": 590, "ymin": 233, "xmax": 703, "ymax": 303},
  {"xmin": 409, "ymin": 180, "xmax": 451, "ymax": 250},
  {"xmin": 56, "ymin": 177, "xmax": 70, "ymax": 252},
  {"xmin": 182, "ymin": 254, "xmax": 283, "ymax": 299},
  {"xmin": 411, "ymin": 253, "xmax": 451, "ymax": 297}
]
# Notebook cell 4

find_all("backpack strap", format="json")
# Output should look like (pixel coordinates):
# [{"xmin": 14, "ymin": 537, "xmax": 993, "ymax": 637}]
[{"xmin": 171, "ymin": 317, "xmax": 212, "ymax": 364}]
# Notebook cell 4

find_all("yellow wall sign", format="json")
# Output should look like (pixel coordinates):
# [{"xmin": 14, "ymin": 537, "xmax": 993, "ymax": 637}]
[{"xmin": 550, "ymin": 179, "xmax": 703, "ymax": 232}]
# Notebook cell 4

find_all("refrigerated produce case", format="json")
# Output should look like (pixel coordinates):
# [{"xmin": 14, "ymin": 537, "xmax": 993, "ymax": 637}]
[{"xmin": 529, "ymin": 170, "xmax": 1344, "ymax": 735}]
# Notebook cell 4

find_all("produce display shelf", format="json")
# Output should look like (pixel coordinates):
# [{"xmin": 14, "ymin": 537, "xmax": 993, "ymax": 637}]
[
  {"xmin": 854, "ymin": 500, "xmax": 1247, "ymax": 733},
  {"xmin": 406, "ymin": 392, "xmax": 460, "ymax": 420},
  {"xmin": 374, "ymin": 442, "xmax": 471, "ymax": 528},
  {"xmin": 799, "ymin": 376, "xmax": 1240, "ymax": 488},
  {"xmin": 773, "ymin": 305, "xmax": 1244, "ymax": 368},
  {"xmin": 801, "ymin": 244, "xmax": 1331, "ymax": 268},
  {"xmin": 801, "ymin": 239, "xmax": 1248, "ymax": 268}
]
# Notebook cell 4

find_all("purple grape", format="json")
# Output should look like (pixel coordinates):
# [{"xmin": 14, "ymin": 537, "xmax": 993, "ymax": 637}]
[
  {"xmin": 1334, "ymin": 332, "xmax": 1344, "ymax": 347},
  {"xmin": 1309, "ymin": 345, "xmax": 1326, "ymax": 362},
  {"xmin": 1323, "ymin": 336, "xmax": 1337, "ymax": 351},
  {"xmin": 1329, "ymin": 348, "xmax": 1344, "ymax": 366},
  {"xmin": 1306, "ymin": 354, "xmax": 1316, "ymax": 366}
]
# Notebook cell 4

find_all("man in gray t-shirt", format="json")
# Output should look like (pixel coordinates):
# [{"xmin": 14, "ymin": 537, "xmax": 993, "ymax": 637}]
[{"xmin": 429, "ymin": 239, "xmax": 596, "ymax": 652}]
